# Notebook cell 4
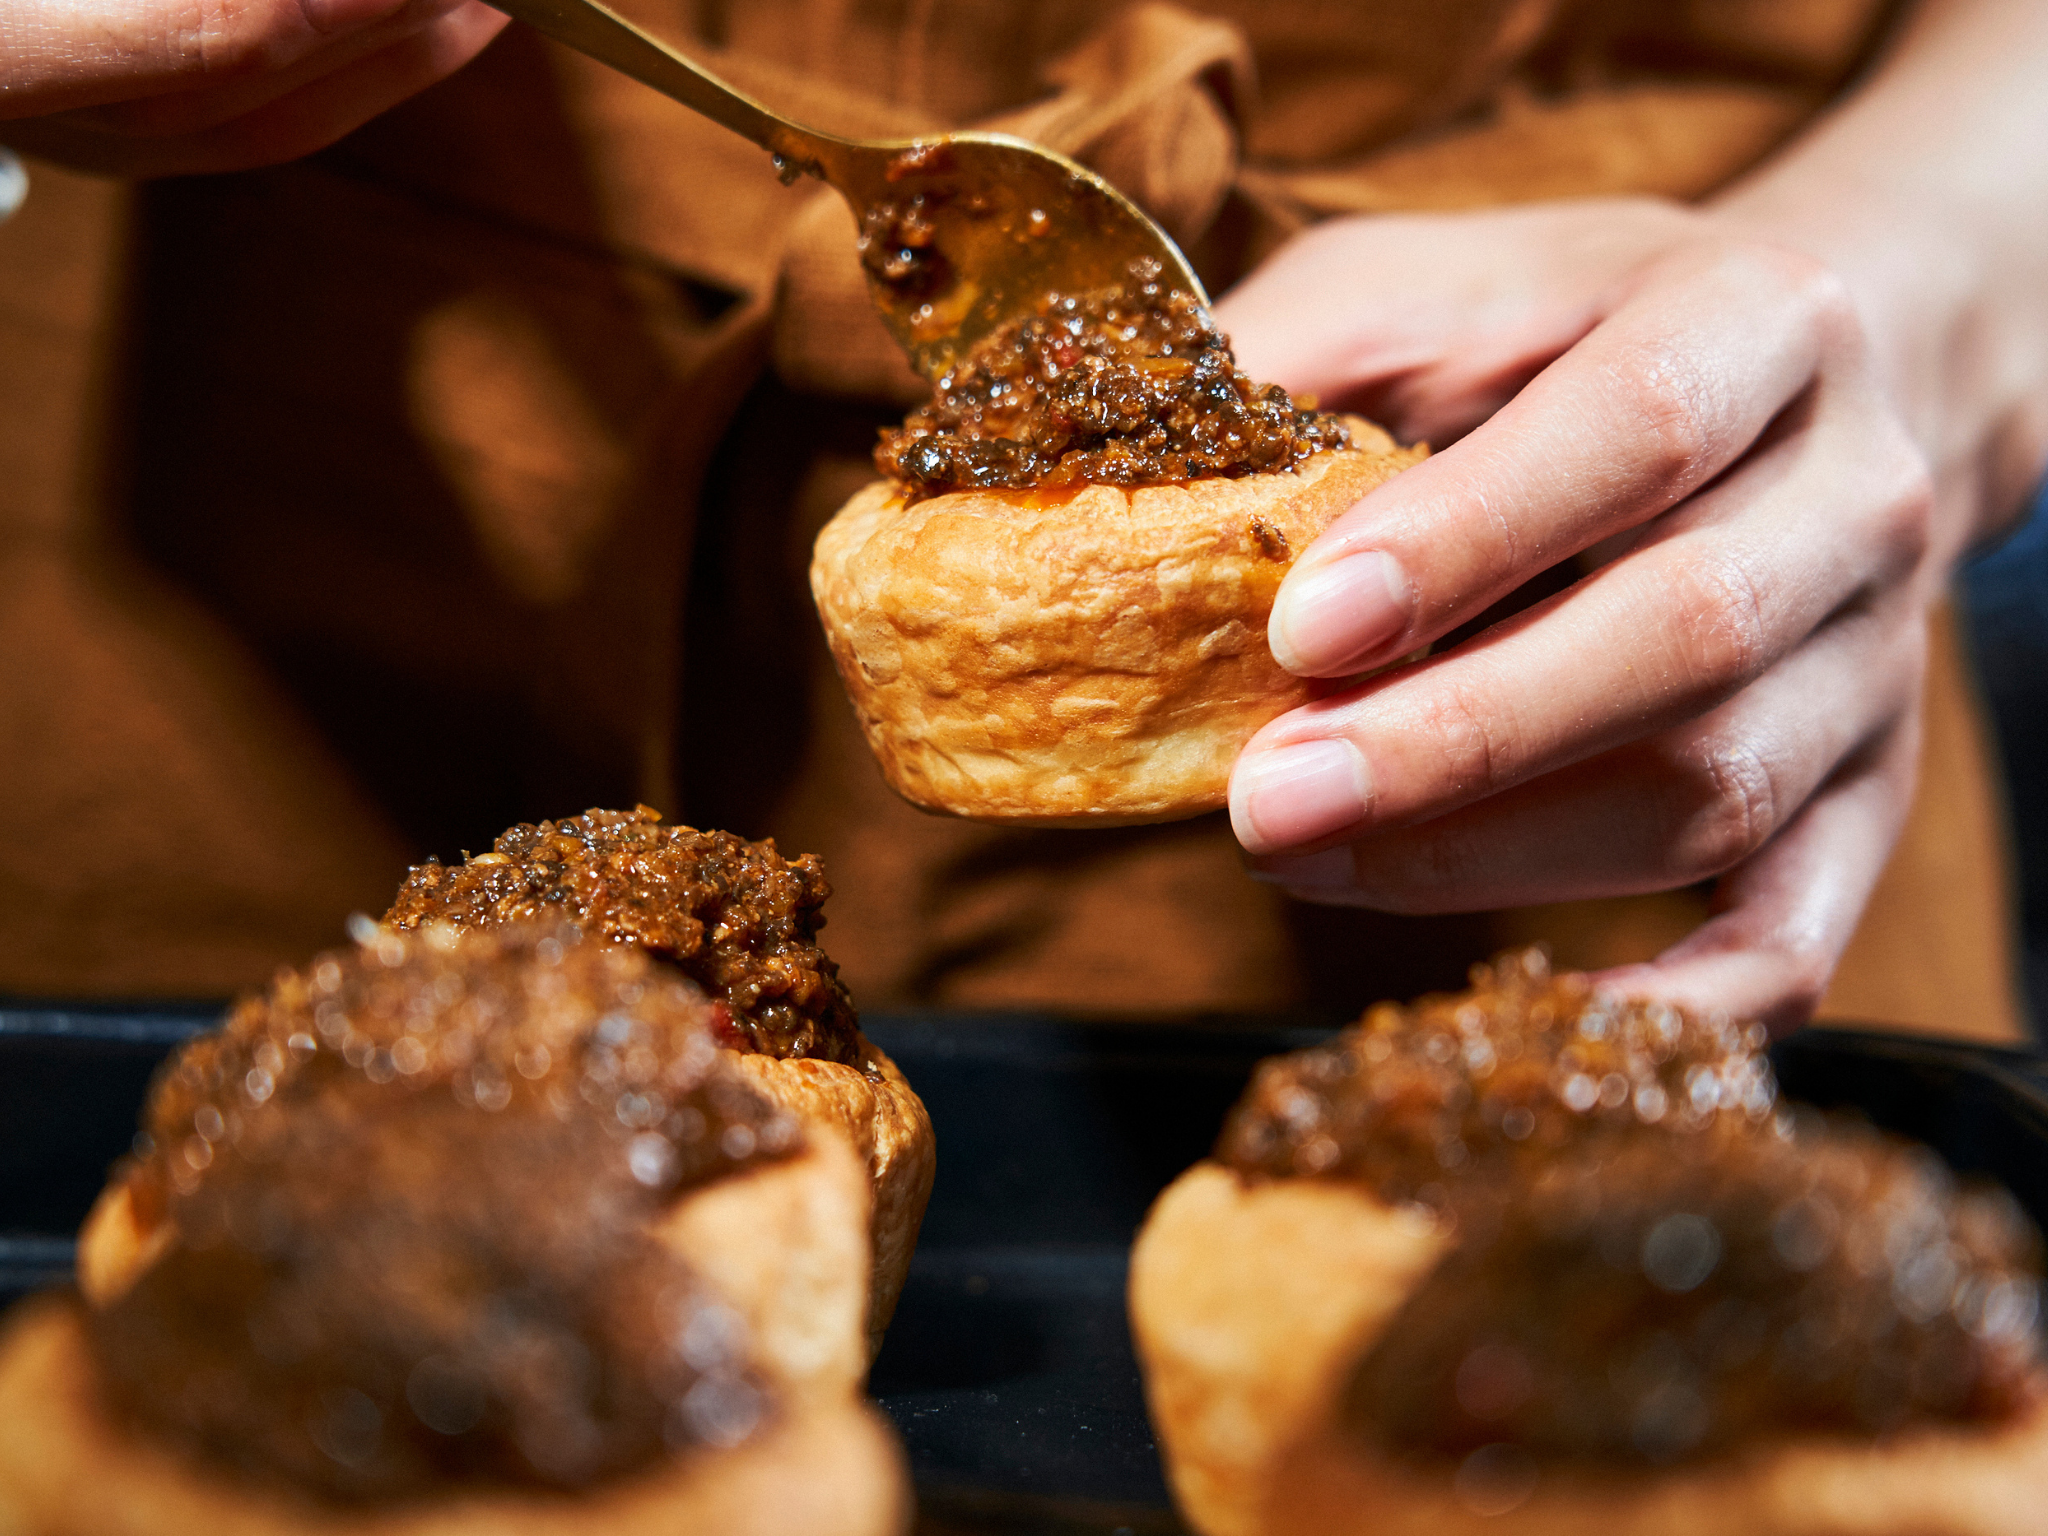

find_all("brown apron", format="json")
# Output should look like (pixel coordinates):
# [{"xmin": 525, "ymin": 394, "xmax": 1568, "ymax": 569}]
[{"xmin": 0, "ymin": 0, "xmax": 2021, "ymax": 1037}]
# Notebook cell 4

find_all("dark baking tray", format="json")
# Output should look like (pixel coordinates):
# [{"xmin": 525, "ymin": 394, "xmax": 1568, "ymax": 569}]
[{"xmin": 4, "ymin": 1003, "xmax": 2047, "ymax": 1533}]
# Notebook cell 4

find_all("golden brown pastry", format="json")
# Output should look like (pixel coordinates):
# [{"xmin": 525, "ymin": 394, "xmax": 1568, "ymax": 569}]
[
  {"xmin": 0, "ymin": 923, "xmax": 908, "ymax": 1535},
  {"xmin": 1129, "ymin": 950, "xmax": 2048, "ymax": 1535},
  {"xmin": 811, "ymin": 267, "xmax": 1425, "ymax": 826},
  {"xmin": 381, "ymin": 807, "xmax": 934, "ymax": 1353}
]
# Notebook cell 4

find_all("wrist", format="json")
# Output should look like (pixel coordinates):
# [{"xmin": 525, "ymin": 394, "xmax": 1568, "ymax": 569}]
[
  {"xmin": 1710, "ymin": 173, "xmax": 1972, "ymax": 446},
  {"xmin": 1707, "ymin": 0, "xmax": 2048, "ymax": 551}
]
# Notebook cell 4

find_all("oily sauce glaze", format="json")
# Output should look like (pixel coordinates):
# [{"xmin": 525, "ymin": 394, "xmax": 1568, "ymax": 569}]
[
  {"xmin": 875, "ymin": 260, "xmax": 1350, "ymax": 503},
  {"xmin": 386, "ymin": 807, "xmax": 861, "ymax": 1067},
  {"xmin": 854, "ymin": 143, "xmax": 958, "ymax": 302},
  {"xmin": 1218, "ymin": 949, "xmax": 2044, "ymax": 1468},
  {"xmin": 93, "ymin": 924, "xmax": 799, "ymax": 1500}
]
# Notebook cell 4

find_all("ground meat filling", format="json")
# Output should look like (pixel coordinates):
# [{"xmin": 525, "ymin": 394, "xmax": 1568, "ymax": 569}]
[
  {"xmin": 875, "ymin": 260, "xmax": 1350, "ymax": 503},
  {"xmin": 1218, "ymin": 949, "xmax": 2045, "ymax": 1469},
  {"xmin": 385, "ymin": 807, "xmax": 863, "ymax": 1067},
  {"xmin": 93, "ymin": 925, "xmax": 799, "ymax": 1500}
]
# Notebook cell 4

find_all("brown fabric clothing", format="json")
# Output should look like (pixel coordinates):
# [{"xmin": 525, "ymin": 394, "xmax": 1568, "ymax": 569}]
[{"xmin": 0, "ymin": 0, "xmax": 2024, "ymax": 1035}]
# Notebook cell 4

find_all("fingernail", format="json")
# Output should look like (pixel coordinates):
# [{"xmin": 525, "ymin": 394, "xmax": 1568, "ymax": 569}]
[
  {"xmin": 1247, "ymin": 846, "xmax": 1355, "ymax": 888},
  {"xmin": 1231, "ymin": 739, "xmax": 1371, "ymax": 854},
  {"xmin": 1270, "ymin": 550, "xmax": 1410, "ymax": 676}
]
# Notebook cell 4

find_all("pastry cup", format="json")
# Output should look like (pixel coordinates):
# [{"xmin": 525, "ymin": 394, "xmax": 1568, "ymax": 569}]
[
  {"xmin": 812, "ymin": 420, "xmax": 1424, "ymax": 825},
  {"xmin": 1129, "ymin": 1162, "xmax": 2048, "ymax": 1536}
]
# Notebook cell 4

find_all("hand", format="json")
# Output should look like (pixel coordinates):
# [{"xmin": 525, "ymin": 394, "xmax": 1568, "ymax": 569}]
[
  {"xmin": 0, "ymin": 0, "xmax": 508, "ymax": 176},
  {"xmin": 1220, "ymin": 200, "xmax": 1944, "ymax": 1030}
]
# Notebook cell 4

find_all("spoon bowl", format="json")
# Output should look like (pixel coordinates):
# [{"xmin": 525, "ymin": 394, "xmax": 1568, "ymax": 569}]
[{"xmin": 487, "ymin": 0, "xmax": 1207, "ymax": 379}]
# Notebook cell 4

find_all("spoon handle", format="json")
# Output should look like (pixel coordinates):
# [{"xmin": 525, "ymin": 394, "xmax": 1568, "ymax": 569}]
[{"xmin": 485, "ymin": 0, "xmax": 827, "ymax": 161}]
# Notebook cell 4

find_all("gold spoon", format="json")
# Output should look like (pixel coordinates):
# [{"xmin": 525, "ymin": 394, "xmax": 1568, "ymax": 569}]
[{"xmin": 484, "ymin": 0, "xmax": 1208, "ymax": 381}]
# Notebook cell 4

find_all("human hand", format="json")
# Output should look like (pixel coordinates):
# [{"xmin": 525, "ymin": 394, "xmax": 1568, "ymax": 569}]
[
  {"xmin": 0, "ymin": 0, "xmax": 508, "ymax": 176},
  {"xmin": 1220, "ymin": 199, "xmax": 1946, "ymax": 1030}
]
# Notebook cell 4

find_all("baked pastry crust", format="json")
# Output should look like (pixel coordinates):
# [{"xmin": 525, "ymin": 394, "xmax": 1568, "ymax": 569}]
[
  {"xmin": 73, "ymin": 1047, "xmax": 931, "ymax": 1367},
  {"xmin": 379, "ymin": 811, "xmax": 935, "ymax": 1357},
  {"xmin": 1129, "ymin": 1162, "xmax": 2048, "ymax": 1536},
  {"xmin": 728, "ymin": 1047, "xmax": 935, "ymax": 1354},
  {"xmin": 9, "ymin": 1137, "xmax": 907, "ymax": 1536},
  {"xmin": 0, "ymin": 1297, "xmax": 906, "ymax": 1536},
  {"xmin": 810, "ymin": 420, "xmax": 1425, "ymax": 825},
  {"xmin": 78, "ymin": 1134, "xmax": 872, "ymax": 1404}
]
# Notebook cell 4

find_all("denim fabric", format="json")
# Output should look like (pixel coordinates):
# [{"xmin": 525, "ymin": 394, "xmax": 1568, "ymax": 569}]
[{"xmin": 1963, "ymin": 480, "xmax": 2048, "ymax": 1038}]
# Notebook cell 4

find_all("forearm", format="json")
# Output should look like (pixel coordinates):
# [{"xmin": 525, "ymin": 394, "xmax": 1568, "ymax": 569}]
[{"xmin": 1714, "ymin": 0, "xmax": 2048, "ymax": 554}]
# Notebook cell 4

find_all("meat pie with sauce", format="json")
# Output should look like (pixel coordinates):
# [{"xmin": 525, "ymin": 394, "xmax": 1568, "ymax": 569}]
[
  {"xmin": 381, "ymin": 806, "xmax": 934, "ymax": 1353},
  {"xmin": 810, "ymin": 260, "xmax": 1426, "ymax": 825},
  {"xmin": 0, "ymin": 923, "xmax": 908, "ymax": 1535},
  {"xmin": 1129, "ymin": 950, "xmax": 2048, "ymax": 1536}
]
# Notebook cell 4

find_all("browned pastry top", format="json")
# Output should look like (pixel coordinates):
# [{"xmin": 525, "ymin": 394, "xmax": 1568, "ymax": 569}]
[
  {"xmin": 1218, "ymin": 950, "xmax": 2045, "ymax": 1466},
  {"xmin": 875, "ymin": 261, "xmax": 1350, "ymax": 503},
  {"xmin": 96, "ymin": 924, "xmax": 801, "ymax": 1501},
  {"xmin": 385, "ymin": 807, "xmax": 861, "ymax": 1067}
]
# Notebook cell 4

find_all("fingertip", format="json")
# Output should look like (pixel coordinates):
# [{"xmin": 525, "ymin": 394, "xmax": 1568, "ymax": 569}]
[
  {"xmin": 1593, "ymin": 937, "xmax": 1830, "ymax": 1037},
  {"xmin": 423, "ymin": 2, "xmax": 514, "ymax": 64},
  {"xmin": 1268, "ymin": 547, "xmax": 1410, "ymax": 678},
  {"xmin": 1230, "ymin": 737, "xmax": 1372, "ymax": 855}
]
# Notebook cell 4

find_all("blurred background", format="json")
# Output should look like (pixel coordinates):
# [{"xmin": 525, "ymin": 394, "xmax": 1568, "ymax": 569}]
[{"xmin": 1965, "ymin": 487, "xmax": 2048, "ymax": 1034}]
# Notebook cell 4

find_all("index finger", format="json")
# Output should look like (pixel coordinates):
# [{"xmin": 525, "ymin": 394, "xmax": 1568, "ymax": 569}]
[{"xmin": 1267, "ymin": 241, "xmax": 1847, "ymax": 681}]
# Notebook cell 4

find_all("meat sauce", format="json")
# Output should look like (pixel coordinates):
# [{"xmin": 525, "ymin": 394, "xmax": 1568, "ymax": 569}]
[
  {"xmin": 876, "ymin": 260, "xmax": 1350, "ymax": 503},
  {"xmin": 1218, "ymin": 949, "xmax": 2044, "ymax": 1467},
  {"xmin": 92, "ymin": 925, "xmax": 798, "ymax": 1499},
  {"xmin": 385, "ymin": 807, "xmax": 863, "ymax": 1068}
]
